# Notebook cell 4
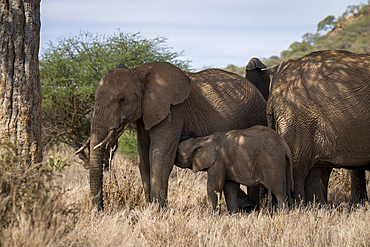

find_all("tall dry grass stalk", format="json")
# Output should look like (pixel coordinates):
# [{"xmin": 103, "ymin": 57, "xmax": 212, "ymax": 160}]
[
  {"xmin": 2, "ymin": 145, "xmax": 370, "ymax": 246},
  {"xmin": 0, "ymin": 142, "xmax": 77, "ymax": 246}
]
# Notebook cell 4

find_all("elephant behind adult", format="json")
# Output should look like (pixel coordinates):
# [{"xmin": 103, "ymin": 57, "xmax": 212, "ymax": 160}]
[
  {"xmin": 86, "ymin": 62, "xmax": 267, "ymax": 209},
  {"xmin": 246, "ymin": 56, "xmax": 332, "ymax": 202},
  {"xmin": 246, "ymin": 50, "xmax": 370, "ymax": 203}
]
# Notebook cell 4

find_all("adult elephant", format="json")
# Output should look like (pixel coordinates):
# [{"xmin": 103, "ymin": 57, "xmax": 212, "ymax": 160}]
[
  {"xmin": 83, "ymin": 62, "xmax": 267, "ymax": 209},
  {"xmin": 245, "ymin": 50, "xmax": 370, "ymax": 203}
]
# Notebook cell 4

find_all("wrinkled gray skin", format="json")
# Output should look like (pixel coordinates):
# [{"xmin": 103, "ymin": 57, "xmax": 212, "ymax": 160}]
[
  {"xmin": 175, "ymin": 126, "xmax": 294, "ymax": 213},
  {"xmin": 179, "ymin": 131, "xmax": 256, "ymax": 211},
  {"xmin": 88, "ymin": 62, "xmax": 267, "ymax": 210},
  {"xmin": 246, "ymin": 50, "xmax": 370, "ymax": 203},
  {"xmin": 77, "ymin": 63, "xmax": 128, "ymax": 170}
]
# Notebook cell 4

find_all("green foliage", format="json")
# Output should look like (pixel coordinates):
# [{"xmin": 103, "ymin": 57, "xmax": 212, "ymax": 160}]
[
  {"xmin": 40, "ymin": 30, "xmax": 191, "ymax": 162},
  {"xmin": 261, "ymin": 56, "xmax": 283, "ymax": 68},
  {"xmin": 46, "ymin": 156, "xmax": 70, "ymax": 171},
  {"xmin": 223, "ymin": 64, "xmax": 245, "ymax": 76},
  {"xmin": 118, "ymin": 130, "xmax": 138, "ymax": 161},
  {"xmin": 317, "ymin": 15, "xmax": 336, "ymax": 32},
  {"xmin": 261, "ymin": 33, "xmax": 317, "ymax": 67},
  {"xmin": 336, "ymin": 4, "xmax": 364, "ymax": 23},
  {"xmin": 288, "ymin": 41, "xmax": 312, "ymax": 55},
  {"xmin": 315, "ymin": 14, "xmax": 370, "ymax": 53}
]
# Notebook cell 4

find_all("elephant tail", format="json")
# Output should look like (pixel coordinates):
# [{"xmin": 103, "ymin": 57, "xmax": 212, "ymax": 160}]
[{"xmin": 286, "ymin": 147, "xmax": 295, "ymax": 205}]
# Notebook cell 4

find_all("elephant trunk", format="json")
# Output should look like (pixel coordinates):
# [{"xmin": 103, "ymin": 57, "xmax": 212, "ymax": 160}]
[{"xmin": 89, "ymin": 114, "xmax": 108, "ymax": 210}]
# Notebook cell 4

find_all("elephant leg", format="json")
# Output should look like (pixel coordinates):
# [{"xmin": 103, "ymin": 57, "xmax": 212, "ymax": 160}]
[
  {"xmin": 270, "ymin": 189, "xmax": 278, "ymax": 206},
  {"xmin": 350, "ymin": 168, "xmax": 368, "ymax": 203},
  {"xmin": 269, "ymin": 187, "xmax": 287, "ymax": 206},
  {"xmin": 206, "ymin": 167, "xmax": 225, "ymax": 212},
  {"xmin": 148, "ymin": 119, "xmax": 183, "ymax": 207},
  {"xmin": 249, "ymin": 186, "xmax": 275, "ymax": 209},
  {"xmin": 224, "ymin": 181, "xmax": 241, "ymax": 213},
  {"xmin": 305, "ymin": 167, "xmax": 331, "ymax": 203},
  {"xmin": 136, "ymin": 121, "xmax": 151, "ymax": 203},
  {"xmin": 150, "ymin": 151, "xmax": 174, "ymax": 207},
  {"xmin": 247, "ymin": 186, "xmax": 260, "ymax": 209},
  {"xmin": 293, "ymin": 171, "xmax": 306, "ymax": 203},
  {"xmin": 237, "ymin": 187, "xmax": 255, "ymax": 211},
  {"xmin": 321, "ymin": 167, "xmax": 332, "ymax": 201}
]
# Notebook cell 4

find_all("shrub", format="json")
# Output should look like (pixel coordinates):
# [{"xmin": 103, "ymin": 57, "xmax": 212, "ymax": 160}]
[
  {"xmin": 0, "ymin": 139, "xmax": 75, "ymax": 246},
  {"xmin": 117, "ymin": 129, "xmax": 138, "ymax": 161}
]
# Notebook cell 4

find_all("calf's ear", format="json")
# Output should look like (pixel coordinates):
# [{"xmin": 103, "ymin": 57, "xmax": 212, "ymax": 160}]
[{"xmin": 192, "ymin": 145, "xmax": 218, "ymax": 173}]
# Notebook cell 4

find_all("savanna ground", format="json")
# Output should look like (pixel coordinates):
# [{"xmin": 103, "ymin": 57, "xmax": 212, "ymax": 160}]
[{"xmin": 2, "ymin": 145, "xmax": 370, "ymax": 247}]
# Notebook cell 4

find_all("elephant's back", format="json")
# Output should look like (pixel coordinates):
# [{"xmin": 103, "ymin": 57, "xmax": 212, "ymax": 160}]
[
  {"xmin": 181, "ymin": 70, "xmax": 267, "ymax": 136},
  {"xmin": 186, "ymin": 69, "xmax": 266, "ymax": 105},
  {"xmin": 272, "ymin": 50, "xmax": 370, "ymax": 93},
  {"xmin": 222, "ymin": 127, "xmax": 290, "ymax": 169},
  {"xmin": 226, "ymin": 126, "xmax": 288, "ymax": 152}
]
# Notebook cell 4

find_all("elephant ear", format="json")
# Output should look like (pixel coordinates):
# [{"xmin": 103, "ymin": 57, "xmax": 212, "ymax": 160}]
[
  {"xmin": 192, "ymin": 144, "xmax": 218, "ymax": 173},
  {"xmin": 245, "ymin": 58, "xmax": 267, "ymax": 71},
  {"xmin": 138, "ymin": 62, "xmax": 191, "ymax": 130}
]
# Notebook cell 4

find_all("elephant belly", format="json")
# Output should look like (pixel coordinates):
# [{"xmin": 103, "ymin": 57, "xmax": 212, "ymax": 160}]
[
  {"xmin": 314, "ymin": 118, "xmax": 370, "ymax": 168},
  {"xmin": 225, "ymin": 163, "xmax": 262, "ymax": 187}
]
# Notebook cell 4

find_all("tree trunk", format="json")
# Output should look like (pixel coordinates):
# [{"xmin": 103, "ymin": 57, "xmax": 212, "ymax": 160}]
[{"xmin": 0, "ymin": 0, "xmax": 42, "ymax": 164}]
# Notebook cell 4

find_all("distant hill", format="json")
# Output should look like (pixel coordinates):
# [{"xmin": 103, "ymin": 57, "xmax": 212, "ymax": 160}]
[
  {"xmin": 315, "ymin": 6, "xmax": 370, "ymax": 53},
  {"xmin": 224, "ymin": 3, "xmax": 370, "ymax": 75}
]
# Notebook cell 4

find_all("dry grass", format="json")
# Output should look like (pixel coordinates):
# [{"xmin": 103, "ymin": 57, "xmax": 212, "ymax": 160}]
[{"xmin": 2, "ymin": 146, "xmax": 370, "ymax": 246}]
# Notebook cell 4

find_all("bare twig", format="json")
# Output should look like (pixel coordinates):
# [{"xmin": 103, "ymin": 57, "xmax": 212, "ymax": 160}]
[
  {"xmin": 73, "ymin": 96, "xmax": 81, "ymax": 127},
  {"xmin": 44, "ymin": 129, "xmax": 72, "ymax": 149}
]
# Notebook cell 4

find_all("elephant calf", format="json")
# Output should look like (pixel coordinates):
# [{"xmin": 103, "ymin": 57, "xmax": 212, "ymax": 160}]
[{"xmin": 175, "ymin": 125, "xmax": 294, "ymax": 213}]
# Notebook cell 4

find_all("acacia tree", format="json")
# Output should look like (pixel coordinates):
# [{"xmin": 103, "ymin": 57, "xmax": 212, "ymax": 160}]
[
  {"xmin": 0, "ymin": 0, "xmax": 42, "ymax": 164},
  {"xmin": 317, "ymin": 15, "xmax": 336, "ymax": 32},
  {"xmin": 40, "ymin": 31, "xmax": 191, "ymax": 167}
]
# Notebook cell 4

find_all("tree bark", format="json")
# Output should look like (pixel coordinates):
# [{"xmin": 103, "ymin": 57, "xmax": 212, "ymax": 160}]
[{"xmin": 0, "ymin": 0, "xmax": 42, "ymax": 164}]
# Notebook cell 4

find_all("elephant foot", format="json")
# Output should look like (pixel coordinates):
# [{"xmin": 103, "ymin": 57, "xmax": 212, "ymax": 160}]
[
  {"xmin": 305, "ymin": 167, "xmax": 331, "ymax": 203},
  {"xmin": 237, "ymin": 188, "xmax": 255, "ymax": 212}
]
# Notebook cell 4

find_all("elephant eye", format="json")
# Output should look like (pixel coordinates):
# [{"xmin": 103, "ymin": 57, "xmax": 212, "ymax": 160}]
[
  {"xmin": 191, "ymin": 148, "xmax": 199, "ymax": 158},
  {"xmin": 118, "ymin": 97, "xmax": 125, "ymax": 104}
]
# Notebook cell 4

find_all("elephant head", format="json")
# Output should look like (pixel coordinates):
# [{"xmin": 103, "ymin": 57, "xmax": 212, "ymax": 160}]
[
  {"xmin": 176, "ymin": 136, "xmax": 218, "ymax": 173},
  {"xmin": 245, "ymin": 58, "xmax": 285, "ymax": 101},
  {"xmin": 88, "ymin": 62, "xmax": 191, "ymax": 209},
  {"xmin": 76, "ymin": 63, "xmax": 129, "ymax": 171}
]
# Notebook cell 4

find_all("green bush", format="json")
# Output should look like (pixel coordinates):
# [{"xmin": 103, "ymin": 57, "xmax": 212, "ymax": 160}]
[
  {"xmin": 117, "ymin": 129, "xmax": 138, "ymax": 161},
  {"xmin": 223, "ymin": 64, "xmax": 245, "ymax": 76}
]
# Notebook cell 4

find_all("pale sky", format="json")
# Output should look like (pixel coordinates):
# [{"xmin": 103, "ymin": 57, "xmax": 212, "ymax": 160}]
[{"xmin": 41, "ymin": 0, "xmax": 367, "ymax": 70}]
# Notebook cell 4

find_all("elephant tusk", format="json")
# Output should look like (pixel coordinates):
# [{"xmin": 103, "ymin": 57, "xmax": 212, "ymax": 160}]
[
  {"xmin": 93, "ymin": 142, "xmax": 103, "ymax": 150},
  {"xmin": 75, "ymin": 138, "xmax": 90, "ymax": 155},
  {"xmin": 93, "ymin": 124, "xmax": 128, "ymax": 150},
  {"xmin": 113, "ymin": 124, "xmax": 128, "ymax": 141},
  {"xmin": 93, "ymin": 130, "xmax": 115, "ymax": 150}
]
